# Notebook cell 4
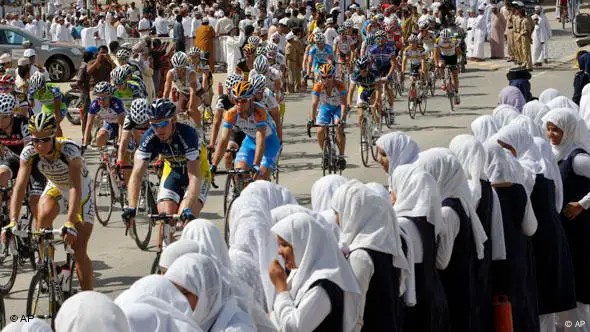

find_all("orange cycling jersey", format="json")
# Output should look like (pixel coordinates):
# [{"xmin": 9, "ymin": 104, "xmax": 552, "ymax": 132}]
[
  {"xmin": 312, "ymin": 80, "xmax": 347, "ymax": 108},
  {"xmin": 223, "ymin": 101, "xmax": 273, "ymax": 138}
]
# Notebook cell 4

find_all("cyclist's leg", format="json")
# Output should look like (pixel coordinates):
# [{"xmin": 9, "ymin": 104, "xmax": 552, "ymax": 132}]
[
  {"xmin": 0, "ymin": 156, "xmax": 17, "ymax": 191},
  {"xmin": 187, "ymin": 94, "xmax": 203, "ymax": 128},
  {"xmin": 334, "ymin": 110, "xmax": 345, "ymax": 155},
  {"xmin": 156, "ymin": 164, "xmax": 182, "ymax": 215},
  {"xmin": 259, "ymin": 134, "xmax": 281, "ymax": 180},
  {"xmin": 357, "ymin": 86, "xmax": 367, "ymax": 126},
  {"xmin": 95, "ymin": 123, "xmax": 113, "ymax": 148},
  {"xmin": 35, "ymin": 184, "xmax": 61, "ymax": 276},
  {"xmin": 235, "ymin": 136, "xmax": 256, "ymax": 180},
  {"xmin": 226, "ymin": 128, "xmax": 244, "ymax": 169},
  {"xmin": 315, "ymin": 105, "xmax": 332, "ymax": 150}
]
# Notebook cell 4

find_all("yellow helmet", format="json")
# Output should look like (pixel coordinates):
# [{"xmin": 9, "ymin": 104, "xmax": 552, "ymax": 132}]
[
  {"xmin": 230, "ymin": 81, "xmax": 255, "ymax": 100},
  {"xmin": 319, "ymin": 63, "xmax": 336, "ymax": 77},
  {"xmin": 28, "ymin": 112, "xmax": 57, "ymax": 135}
]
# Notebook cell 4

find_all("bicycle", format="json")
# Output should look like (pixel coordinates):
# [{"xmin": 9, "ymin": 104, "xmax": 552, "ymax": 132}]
[
  {"xmin": 426, "ymin": 60, "xmax": 437, "ymax": 96},
  {"xmin": 441, "ymin": 65, "xmax": 458, "ymax": 112},
  {"xmin": 407, "ymin": 72, "xmax": 428, "ymax": 119},
  {"xmin": 358, "ymin": 103, "xmax": 380, "ymax": 167},
  {"xmin": 307, "ymin": 122, "xmax": 343, "ymax": 176},
  {"xmin": 221, "ymin": 168, "xmax": 255, "ymax": 244},
  {"xmin": 25, "ymin": 228, "xmax": 75, "ymax": 327},
  {"xmin": 0, "ymin": 187, "xmax": 37, "ymax": 294},
  {"xmin": 149, "ymin": 212, "xmax": 190, "ymax": 274},
  {"xmin": 380, "ymin": 78, "xmax": 396, "ymax": 128}
]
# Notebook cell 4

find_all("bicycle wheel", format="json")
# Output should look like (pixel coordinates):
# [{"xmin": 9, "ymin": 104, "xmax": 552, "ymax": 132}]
[
  {"xmin": 408, "ymin": 90, "xmax": 417, "ymax": 119},
  {"xmin": 419, "ymin": 85, "xmax": 428, "ymax": 115},
  {"xmin": 224, "ymin": 197, "xmax": 237, "ymax": 245},
  {"xmin": 0, "ymin": 237, "xmax": 17, "ymax": 294},
  {"xmin": 150, "ymin": 252, "xmax": 161, "ymax": 274},
  {"xmin": 223, "ymin": 174, "xmax": 234, "ymax": 216},
  {"xmin": 360, "ymin": 118, "xmax": 370, "ymax": 167},
  {"xmin": 93, "ymin": 164, "xmax": 113, "ymax": 226},
  {"xmin": 26, "ymin": 268, "xmax": 56, "ymax": 324},
  {"xmin": 429, "ymin": 72, "xmax": 436, "ymax": 96},
  {"xmin": 370, "ymin": 136, "xmax": 379, "ymax": 162},
  {"xmin": 133, "ymin": 180, "xmax": 155, "ymax": 251},
  {"xmin": 322, "ymin": 137, "xmax": 331, "ymax": 176}
]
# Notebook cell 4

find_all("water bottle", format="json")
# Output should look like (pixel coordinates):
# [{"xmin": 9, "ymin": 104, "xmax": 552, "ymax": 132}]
[{"xmin": 57, "ymin": 264, "xmax": 71, "ymax": 292}]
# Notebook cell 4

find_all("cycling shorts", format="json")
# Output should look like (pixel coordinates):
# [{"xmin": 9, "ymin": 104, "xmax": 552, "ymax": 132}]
[
  {"xmin": 441, "ymin": 54, "xmax": 458, "ymax": 67},
  {"xmin": 43, "ymin": 180, "xmax": 94, "ymax": 224},
  {"xmin": 229, "ymin": 127, "xmax": 246, "ymax": 147},
  {"xmin": 316, "ymin": 105, "xmax": 341, "ymax": 125},
  {"xmin": 0, "ymin": 156, "xmax": 46, "ymax": 195},
  {"xmin": 357, "ymin": 86, "xmax": 376, "ymax": 104},
  {"xmin": 375, "ymin": 66, "xmax": 392, "ymax": 78},
  {"xmin": 157, "ymin": 163, "xmax": 209, "ymax": 204},
  {"xmin": 410, "ymin": 63, "xmax": 421, "ymax": 76},
  {"xmin": 100, "ymin": 122, "xmax": 120, "ymax": 141},
  {"xmin": 235, "ymin": 133, "xmax": 281, "ymax": 169}
]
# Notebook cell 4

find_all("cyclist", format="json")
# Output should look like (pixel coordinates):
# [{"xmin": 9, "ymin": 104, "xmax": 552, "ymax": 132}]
[
  {"xmin": 334, "ymin": 26, "xmax": 355, "ymax": 80},
  {"xmin": 0, "ymin": 74, "xmax": 28, "ymax": 118},
  {"xmin": 210, "ymin": 74, "xmax": 245, "ymax": 170},
  {"xmin": 83, "ymin": 81, "xmax": 125, "ymax": 151},
  {"xmin": 123, "ymin": 98, "xmax": 203, "ymax": 227},
  {"xmin": 360, "ymin": 33, "xmax": 376, "ymax": 57},
  {"xmin": 210, "ymin": 81, "xmax": 281, "ymax": 181},
  {"xmin": 27, "ymin": 71, "xmax": 66, "ymax": 137},
  {"xmin": 308, "ymin": 64, "xmax": 347, "ymax": 170},
  {"xmin": 434, "ymin": 28, "xmax": 462, "ymax": 105},
  {"xmin": 234, "ymin": 44, "xmax": 257, "ymax": 81},
  {"xmin": 305, "ymin": 33, "xmax": 335, "ymax": 82},
  {"xmin": 111, "ymin": 65, "xmax": 147, "ymax": 111},
  {"xmin": 115, "ymin": 47, "xmax": 144, "ymax": 80},
  {"xmin": 196, "ymin": 50, "xmax": 214, "ymax": 120},
  {"xmin": 418, "ymin": 21, "xmax": 436, "ymax": 56},
  {"xmin": 402, "ymin": 34, "xmax": 427, "ymax": 96},
  {"xmin": 249, "ymin": 74, "xmax": 282, "ymax": 142},
  {"xmin": 163, "ymin": 52, "xmax": 202, "ymax": 129},
  {"xmin": 117, "ymin": 98, "xmax": 151, "ymax": 183},
  {"xmin": 301, "ymin": 34, "xmax": 316, "ymax": 87},
  {"xmin": 10, "ymin": 112, "xmax": 94, "ymax": 291},
  {"xmin": 249, "ymin": 55, "xmax": 282, "ymax": 93},
  {"xmin": 347, "ymin": 55, "xmax": 381, "ymax": 133},
  {"xmin": 368, "ymin": 30, "xmax": 397, "ymax": 120}
]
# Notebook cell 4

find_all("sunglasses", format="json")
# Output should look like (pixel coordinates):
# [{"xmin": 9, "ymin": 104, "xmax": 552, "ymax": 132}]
[
  {"xmin": 32, "ymin": 136, "xmax": 52, "ymax": 143},
  {"xmin": 96, "ymin": 96, "xmax": 109, "ymax": 101},
  {"xmin": 234, "ymin": 98, "xmax": 250, "ymax": 104},
  {"xmin": 150, "ymin": 119, "xmax": 171, "ymax": 128},
  {"xmin": 0, "ymin": 86, "xmax": 11, "ymax": 91}
]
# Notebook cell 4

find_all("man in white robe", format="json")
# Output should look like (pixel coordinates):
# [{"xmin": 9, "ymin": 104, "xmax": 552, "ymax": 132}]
[
  {"xmin": 531, "ymin": 14, "xmax": 547, "ymax": 66},
  {"xmin": 471, "ymin": 5, "xmax": 487, "ymax": 61},
  {"xmin": 466, "ymin": 9, "xmax": 476, "ymax": 58},
  {"xmin": 456, "ymin": 8, "xmax": 467, "ymax": 31},
  {"xmin": 535, "ymin": 6, "xmax": 551, "ymax": 64}
]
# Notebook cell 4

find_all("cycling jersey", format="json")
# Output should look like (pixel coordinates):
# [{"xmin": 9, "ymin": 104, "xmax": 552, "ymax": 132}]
[
  {"xmin": 312, "ymin": 80, "xmax": 347, "ymax": 125},
  {"xmin": 223, "ymin": 102, "xmax": 274, "ymax": 139},
  {"xmin": 249, "ymin": 68, "xmax": 281, "ymax": 91},
  {"xmin": 235, "ymin": 60, "xmax": 251, "ymax": 81},
  {"xmin": 170, "ymin": 68, "xmax": 201, "ymax": 95},
  {"xmin": 350, "ymin": 69, "xmax": 380, "ymax": 89},
  {"xmin": 89, "ymin": 97, "xmax": 125, "ymax": 123},
  {"xmin": 136, "ymin": 123, "xmax": 200, "ymax": 168},
  {"xmin": 28, "ymin": 84, "xmax": 66, "ymax": 116},
  {"xmin": 435, "ymin": 37, "xmax": 459, "ymax": 56},
  {"xmin": 255, "ymin": 88, "xmax": 279, "ymax": 116},
  {"xmin": 215, "ymin": 94, "xmax": 245, "ymax": 147},
  {"xmin": 215, "ymin": 94, "xmax": 234, "ymax": 113},
  {"xmin": 404, "ymin": 46, "xmax": 425, "ymax": 66},
  {"xmin": 114, "ymin": 80, "xmax": 147, "ymax": 110},
  {"xmin": 419, "ymin": 31, "xmax": 436, "ymax": 52},
  {"xmin": 0, "ymin": 116, "xmax": 29, "ymax": 155},
  {"xmin": 334, "ymin": 35, "xmax": 354, "ymax": 56},
  {"xmin": 368, "ymin": 43, "xmax": 397, "ymax": 75},
  {"xmin": 307, "ymin": 44, "xmax": 334, "ymax": 71}
]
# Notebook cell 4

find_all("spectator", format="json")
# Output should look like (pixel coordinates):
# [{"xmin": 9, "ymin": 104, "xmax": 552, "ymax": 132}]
[
  {"xmin": 573, "ymin": 51, "xmax": 590, "ymax": 105},
  {"xmin": 194, "ymin": 17, "xmax": 216, "ymax": 72},
  {"xmin": 155, "ymin": 9, "xmax": 171, "ymax": 37},
  {"xmin": 285, "ymin": 31, "xmax": 304, "ymax": 93},
  {"xmin": 108, "ymin": 41, "xmax": 120, "ymax": 61},
  {"xmin": 22, "ymin": 49, "xmax": 49, "ymax": 82},
  {"xmin": 15, "ymin": 58, "xmax": 31, "ymax": 91},
  {"xmin": 137, "ymin": 11, "xmax": 153, "ymax": 39},
  {"xmin": 150, "ymin": 38, "xmax": 166, "ymax": 98},
  {"xmin": 77, "ymin": 49, "xmax": 96, "ymax": 137},
  {"xmin": 87, "ymin": 45, "xmax": 115, "ymax": 101},
  {"xmin": 0, "ymin": 54, "xmax": 13, "ymax": 76},
  {"xmin": 173, "ymin": 14, "xmax": 185, "ymax": 52},
  {"xmin": 116, "ymin": 17, "xmax": 130, "ymax": 39},
  {"xmin": 216, "ymin": 10, "xmax": 234, "ymax": 36},
  {"xmin": 127, "ymin": 2, "xmax": 141, "ymax": 28}
]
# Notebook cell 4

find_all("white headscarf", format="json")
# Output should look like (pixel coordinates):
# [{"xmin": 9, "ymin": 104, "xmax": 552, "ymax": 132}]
[
  {"xmin": 533, "ymin": 136, "xmax": 564, "ymax": 210},
  {"xmin": 365, "ymin": 182, "xmax": 390, "ymax": 199},
  {"xmin": 482, "ymin": 141, "xmax": 538, "ymax": 236},
  {"xmin": 390, "ymin": 164, "xmax": 443, "ymax": 236},
  {"xmin": 510, "ymin": 115, "xmax": 545, "ymax": 139},
  {"xmin": 471, "ymin": 115, "xmax": 499, "ymax": 142},
  {"xmin": 310, "ymin": 175, "xmax": 348, "ymax": 212},
  {"xmin": 228, "ymin": 194, "xmax": 271, "ymax": 246},
  {"xmin": 271, "ymin": 204, "xmax": 342, "ymax": 248},
  {"xmin": 449, "ymin": 134, "xmax": 487, "ymax": 202},
  {"xmin": 522, "ymin": 100, "xmax": 550, "ymax": 126},
  {"xmin": 165, "ymin": 253, "xmax": 254, "ymax": 332},
  {"xmin": 271, "ymin": 213, "xmax": 361, "ymax": 305},
  {"xmin": 546, "ymin": 95, "xmax": 579, "ymax": 112},
  {"xmin": 181, "ymin": 219, "xmax": 231, "ymax": 269},
  {"xmin": 416, "ymin": 148, "xmax": 488, "ymax": 260},
  {"xmin": 538, "ymin": 88, "xmax": 563, "ymax": 104},
  {"xmin": 159, "ymin": 239, "xmax": 200, "ymax": 270},
  {"xmin": 542, "ymin": 107, "xmax": 590, "ymax": 161},
  {"xmin": 2, "ymin": 319, "xmax": 51, "ymax": 332},
  {"xmin": 120, "ymin": 302, "xmax": 203, "ymax": 332},
  {"xmin": 582, "ymin": 84, "xmax": 590, "ymax": 97},
  {"xmin": 375, "ymin": 132, "xmax": 420, "ymax": 175},
  {"xmin": 241, "ymin": 180, "xmax": 297, "ymax": 212},
  {"xmin": 579, "ymin": 95, "xmax": 590, "ymax": 129},
  {"xmin": 56, "ymin": 291, "xmax": 129, "ymax": 332},
  {"xmin": 492, "ymin": 104, "xmax": 520, "ymax": 128}
]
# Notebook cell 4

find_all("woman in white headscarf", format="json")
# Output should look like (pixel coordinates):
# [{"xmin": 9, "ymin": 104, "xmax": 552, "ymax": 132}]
[
  {"xmin": 579, "ymin": 94, "xmax": 590, "ymax": 129},
  {"xmin": 494, "ymin": 124, "xmax": 577, "ymax": 327},
  {"xmin": 483, "ymin": 141, "xmax": 540, "ymax": 331},
  {"xmin": 241, "ymin": 180, "xmax": 297, "ymax": 212},
  {"xmin": 538, "ymin": 88, "xmax": 563, "ymax": 104},
  {"xmin": 498, "ymin": 86, "xmax": 526, "ymax": 112},
  {"xmin": 2, "ymin": 319, "xmax": 52, "ymax": 332},
  {"xmin": 416, "ymin": 148, "xmax": 487, "ymax": 332},
  {"xmin": 449, "ymin": 134, "xmax": 506, "ymax": 332},
  {"xmin": 269, "ymin": 213, "xmax": 361, "ymax": 332},
  {"xmin": 159, "ymin": 239, "xmax": 201, "ymax": 273},
  {"xmin": 311, "ymin": 175, "xmax": 349, "ymax": 226},
  {"xmin": 56, "ymin": 291, "xmax": 129, "ymax": 332},
  {"xmin": 331, "ymin": 180, "xmax": 406, "ymax": 332},
  {"xmin": 522, "ymin": 100, "xmax": 551, "ymax": 126},
  {"xmin": 543, "ymin": 108, "xmax": 590, "ymax": 321},
  {"xmin": 390, "ymin": 164, "xmax": 450, "ymax": 332},
  {"xmin": 492, "ymin": 104, "xmax": 520, "ymax": 128},
  {"xmin": 165, "ymin": 253, "xmax": 257, "ymax": 331},
  {"xmin": 120, "ymin": 302, "xmax": 204, "ymax": 332},
  {"xmin": 271, "ymin": 204, "xmax": 342, "ymax": 248},
  {"xmin": 471, "ymin": 115, "xmax": 499, "ymax": 142},
  {"xmin": 546, "ymin": 95, "xmax": 580, "ymax": 112},
  {"xmin": 374, "ymin": 132, "xmax": 420, "ymax": 185}
]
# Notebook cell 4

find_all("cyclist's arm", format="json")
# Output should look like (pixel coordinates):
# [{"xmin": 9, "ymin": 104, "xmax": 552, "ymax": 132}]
[
  {"xmin": 66, "ymin": 158, "xmax": 83, "ymax": 225},
  {"xmin": 253, "ymin": 127, "xmax": 266, "ymax": 167},
  {"xmin": 183, "ymin": 159, "xmax": 202, "ymax": 211},
  {"xmin": 201, "ymin": 72, "xmax": 209, "ymax": 92},
  {"xmin": 401, "ymin": 55, "xmax": 407, "ymax": 73},
  {"xmin": 210, "ymin": 109, "xmax": 223, "ymax": 148},
  {"xmin": 328, "ymin": 54, "xmax": 334, "ymax": 65},
  {"xmin": 347, "ymin": 82, "xmax": 357, "ymax": 105},
  {"xmin": 188, "ymin": 71, "xmax": 201, "ymax": 112},
  {"xmin": 372, "ymin": 84, "xmax": 381, "ymax": 108},
  {"xmin": 387, "ymin": 55, "xmax": 396, "ymax": 77},
  {"xmin": 306, "ymin": 54, "xmax": 313, "ymax": 75},
  {"xmin": 340, "ymin": 94, "xmax": 347, "ymax": 122},
  {"xmin": 434, "ymin": 48, "xmax": 440, "ymax": 64},
  {"xmin": 273, "ymin": 78, "xmax": 282, "ymax": 93},
  {"xmin": 270, "ymin": 106, "xmax": 282, "ymax": 142},
  {"xmin": 163, "ymin": 71, "xmax": 173, "ymax": 99},
  {"xmin": 421, "ymin": 56, "xmax": 426, "ymax": 73},
  {"xmin": 9, "ymin": 159, "xmax": 31, "ymax": 225},
  {"xmin": 118, "ymin": 129, "xmax": 133, "ymax": 163},
  {"xmin": 127, "ymin": 157, "xmax": 149, "ymax": 209},
  {"xmin": 310, "ymin": 94, "xmax": 320, "ymax": 121},
  {"xmin": 83, "ymin": 114, "xmax": 95, "ymax": 146},
  {"xmin": 212, "ymin": 127, "xmax": 231, "ymax": 167},
  {"xmin": 117, "ymin": 114, "xmax": 124, "ymax": 144},
  {"xmin": 53, "ymin": 95, "xmax": 62, "ymax": 114}
]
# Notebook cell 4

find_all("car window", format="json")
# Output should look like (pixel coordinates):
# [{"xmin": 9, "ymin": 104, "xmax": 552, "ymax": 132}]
[{"xmin": 0, "ymin": 30, "xmax": 25, "ymax": 45}]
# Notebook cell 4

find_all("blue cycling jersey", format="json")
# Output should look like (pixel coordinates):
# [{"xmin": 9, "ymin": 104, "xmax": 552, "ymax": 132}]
[
  {"xmin": 350, "ymin": 68, "xmax": 380, "ymax": 89},
  {"xmin": 307, "ymin": 44, "xmax": 334, "ymax": 70},
  {"xmin": 368, "ymin": 43, "xmax": 397, "ymax": 72},
  {"xmin": 135, "ymin": 123, "xmax": 200, "ymax": 168},
  {"xmin": 88, "ymin": 97, "xmax": 125, "ymax": 123}
]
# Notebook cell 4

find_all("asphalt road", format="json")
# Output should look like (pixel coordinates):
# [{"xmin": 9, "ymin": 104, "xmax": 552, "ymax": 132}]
[{"xmin": 1, "ymin": 19, "xmax": 584, "ymax": 324}]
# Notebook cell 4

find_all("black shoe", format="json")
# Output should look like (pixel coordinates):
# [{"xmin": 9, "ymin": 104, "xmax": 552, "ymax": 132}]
[{"xmin": 338, "ymin": 157, "xmax": 347, "ymax": 170}]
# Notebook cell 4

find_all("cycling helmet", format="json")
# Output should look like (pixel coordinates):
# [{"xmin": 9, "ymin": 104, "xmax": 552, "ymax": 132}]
[
  {"xmin": 0, "ymin": 74, "xmax": 14, "ymax": 85},
  {"xmin": 150, "ymin": 98, "xmax": 177, "ymax": 120},
  {"xmin": 230, "ymin": 81, "xmax": 255, "ymax": 100},
  {"xmin": 200, "ymin": 50, "xmax": 210, "ymax": 61},
  {"xmin": 355, "ymin": 55, "xmax": 371, "ymax": 69},
  {"xmin": 85, "ymin": 46, "xmax": 98, "ymax": 55},
  {"xmin": 337, "ymin": 26, "xmax": 346, "ymax": 34},
  {"xmin": 418, "ymin": 21, "xmax": 429, "ymax": 30},
  {"xmin": 366, "ymin": 33, "xmax": 376, "ymax": 45},
  {"xmin": 266, "ymin": 43, "xmax": 278, "ymax": 55},
  {"xmin": 344, "ymin": 20, "xmax": 353, "ymax": 29},
  {"xmin": 375, "ymin": 30, "xmax": 386, "ymax": 39},
  {"xmin": 314, "ymin": 33, "xmax": 325, "ymax": 44},
  {"xmin": 187, "ymin": 46, "xmax": 201, "ymax": 56},
  {"xmin": 407, "ymin": 34, "xmax": 418, "ymax": 43},
  {"xmin": 247, "ymin": 36, "xmax": 261, "ymax": 46},
  {"xmin": 440, "ymin": 28, "xmax": 452, "ymax": 40},
  {"xmin": 253, "ymin": 55, "xmax": 269, "ymax": 73},
  {"xmin": 110, "ymin": 66, "xmax": 129, "ymax": 86},
  {"xmin": 28, "ymin": 72, "xmax": 46, "ymax": 92},
  {"xmin": 243, "ymin": 43, "xmax": 257, "ymax": 55},
  {"xmin": 224, "ymin": 73, "xmax": 244, "ymax": 90},
  {"xmin": 384, "ymin": 23, "xmax": 395, "ymax": 33},
  {"xmin": 249, "ymin": 74, "xmax": 267, "ymax": 92},
  {"xmin": 256, "ymin": 47, "xmax": 267, "ymax": 57},
  {"xmin": 116, "ymin": 48, "xmax": 131, "ymax": 59},
  {"xmin": 129, "ymin": 98, "xmax": 152, "ymax": 125},
  {"xmin": 0, "ymin": 93, "xmax": 16, "ymax": 114},
  {"xmin": 93, "ymin": 81, "xmax": 113, "ymax": 95},
  {"xmin": 375, "ymin": 13, "xmax": 385, "ymax": 21},
  {"xmin": 319, "ymin": 63, "xmax": 336, "ymax": 77},
  {"xmin": 171, "ymin": 51, "xmax": 189, "ymax": 68},
  {"xmin": 28, "ymin": 112, "xmax": 57, "ymax": 135}
]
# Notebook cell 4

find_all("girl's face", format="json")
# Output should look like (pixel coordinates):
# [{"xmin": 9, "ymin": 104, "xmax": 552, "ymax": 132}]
[
  {"xmin": 546, "ymin": 122, "xmax": 564, "ymax": 146},
  {"xmin": 277, "ymin": 236, "xmax": 296, "ymax": 270},
  {"xmin": 377, "ymin": 147, "xmax": 389, "ymax": 173}
]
